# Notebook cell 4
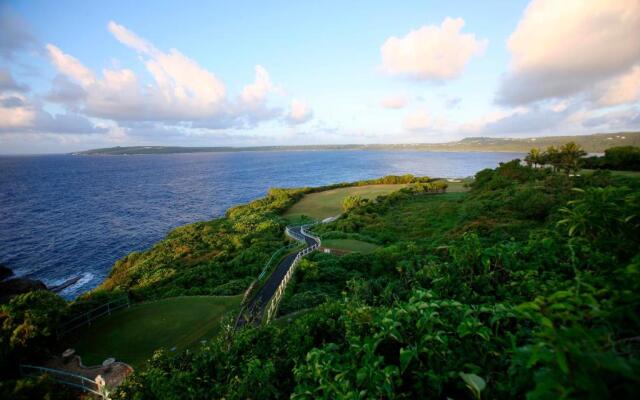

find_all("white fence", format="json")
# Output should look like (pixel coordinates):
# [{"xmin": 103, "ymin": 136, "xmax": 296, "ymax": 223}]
[
  {"xmin": 57, "ymin": 296, "xmax": 129, "ymax": 337},
  {"xmin": 20, "ymin": 364, "xmax": 109, "ymax": 399},
  {"xmin": 264, "ymin": 224, "xmax": 321, "ymax": 323}
]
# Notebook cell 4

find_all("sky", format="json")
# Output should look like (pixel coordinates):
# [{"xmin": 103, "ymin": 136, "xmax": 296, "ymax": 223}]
[{"xmin": 1, "ymin": 0, "xmax": 639, "ymax": 154}]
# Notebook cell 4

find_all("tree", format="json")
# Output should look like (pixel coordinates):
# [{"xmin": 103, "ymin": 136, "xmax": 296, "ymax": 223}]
[
  {"xmin": 1, "ymin": 291, "xmax": 67, "ymax": 360},
  {"xmin": 558, "ymin": 142, "xmax": 587, "ymax": 174},
  {"xmin": 542, "ymin": 146, "xmax": 560, "ymax": 171},
  {"xmin": 603, "ymin": 146, "xmax": 640, "ymax": 171},
  {"xmin": 524, "ymin": 148, "xmax": 542, "ymax": 168}
]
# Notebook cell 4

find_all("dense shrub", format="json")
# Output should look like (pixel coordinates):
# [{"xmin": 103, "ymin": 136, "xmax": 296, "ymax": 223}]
[
  {"xmin": 0, "ymin": 291, "xmax": 67, "ymax": 378},
  {"xmin": 582, "ymin": 146, "xmax": 640, "ymax": 171}
]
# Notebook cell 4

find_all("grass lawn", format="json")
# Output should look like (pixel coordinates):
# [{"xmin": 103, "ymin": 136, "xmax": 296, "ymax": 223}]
[
  {"xmin": 72, "ymin": 295, "xmax": 241, "ymax": 368},
  {"xmin": 284, "ymin": 184, "xmax": 408, "ymax": 222},
  {"xmin": 321, "ymin": 238, "xmax": 379, "ymax": 254},
  {"xmin": 442, "ymin": 179, "xmax": 472, "ymax": 192}
]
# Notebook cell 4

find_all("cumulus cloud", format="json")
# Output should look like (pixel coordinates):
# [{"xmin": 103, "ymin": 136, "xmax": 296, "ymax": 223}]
[
  {"xmin": 44, "ymin": 21, "xmax": 300, "ymax": 132},
  {"xmin": 46, "ymin": 44, "xmax": 96, "ymax": 86},
  {"xmin": 380, "ymin": 17, "xmax": 487, "ymax": 81},
  {"xmin": 381, "ymin": 93, "xmax": 408, "ymax": 109},
  {"xmin": 0, "ymin": 92, "xmax": 105, "ymax": 135},
  {"xmin": 45, "ymin": 75, "xmax": 86, "ymax": 108},
  {"xmin": 286, "ymin": 99, "xmax": 313, "ymax": 125},
  {"xmin": 0, "ymin": 69, "xmax": 106, "ymax": 135},
  {"xmin": 497, "ymin": 0, "xmax": 640, "ymax": 106},
  {"xmin": 241, "ymin": 65, "xmax": 273, "ymax": 104},
  {"xmin": 47, "ymin": 22, "xmax": 229, "ymax": 121}
]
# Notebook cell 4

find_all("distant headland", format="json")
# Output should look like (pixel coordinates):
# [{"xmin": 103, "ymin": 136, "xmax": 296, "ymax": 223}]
[{"xmin": 74, "ymin": 131, "xmax": 640, "ymax": 156}]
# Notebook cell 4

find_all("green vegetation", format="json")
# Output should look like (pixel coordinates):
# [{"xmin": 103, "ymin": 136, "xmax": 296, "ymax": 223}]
[
  {"xmin": 0, "ymin": 291, "xmax": 67, "ymax": 374},
  {"xmin": 582, "ymin": 145, "xmax": 640, "ymax": 171},
  {"xmin": 321, "ymin": 239, "xmax": 378, "ymax": 254},
  {"xmin": 525, "ymin": 141, "xmax": 587, "ymax": 173},
  {"xmin": 72, "ymin": 296, "xmax": 240, "ymax": 368},
  {"xmin": 284, "ymin": 184, "xmax": 408, "ymax": 221},
  {"xmin": 582, "ymin": 168, "xmax": 640, "ymax": 178}
]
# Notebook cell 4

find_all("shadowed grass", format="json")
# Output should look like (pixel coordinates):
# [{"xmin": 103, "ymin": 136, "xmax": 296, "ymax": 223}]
[
  {"xmin": 73, "ymin": 295, "xmax": 241, "ymax": 368},
  {"xmin": 321, "ymin": 239, "xmax": 378, "ymax": 254}
]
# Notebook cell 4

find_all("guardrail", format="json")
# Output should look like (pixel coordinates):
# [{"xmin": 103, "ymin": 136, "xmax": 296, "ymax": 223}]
[
  {"xmin": 20, "ymin": 364, "xmax": 109, "ymax": 399},
  {"xmin": 258, "ymin": 242, "xmax": 300, "ymax": 281},
  {"xmin": 236, "ymin": 219, "xmax": 333, "ymax": 328},
  {"xmin": 57, "ymin": 296, "xmax": 130, "ymax": 338},
  {"xmin": 264, "ymin": 224, "xmax": 321, "ymax": 323}
]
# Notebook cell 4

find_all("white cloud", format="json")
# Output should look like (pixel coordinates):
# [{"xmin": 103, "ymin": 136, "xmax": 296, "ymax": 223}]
[
  {"xmin": 241, "ymin": 65, "xmax": 273, "ymax": 104},
  {"xmin": 380, "ymin": 17, "xmax": 487, "ymax": 81},
  {"xmin": 46, "ymin": 44, "xmax": 95, "ymax": 86},
  {"xmin": 380, "ymin": 93, "xmax": 408, "ymax": 109},
  {"xmin": 403, "ymin": 109, "xmax": 431, "ymax": 131},
  {"xmin": 595, "ymin": 65, "xmax": 640, "ymax": 106},
  {"xmin": 107, "ymin": 21, "xmax": 155, "ymax": 54},
  {"xmin": 0, "ymin": 92, "xmax": 36, "ymax": 129},
  {"xmin": 45, "ymin": 21, "xmax": 300, "ymax": 130},
  {"xmin": 497, "ymin": 0, "xmax": 640, "ymax": 105},
  {"xmin": 48, "ymin": 22, "xmax": 228, "ymax": 121},
  {"xmin": 0, "ymin": 89, "xmax": 105, "ymax": 135},
  {"xmin": 106, "ymin": 21, "xmax": 226, "ymax": 117},
  {"xmin": 286, "ymin": 99, "xmax": 313, "ymax": 125}
]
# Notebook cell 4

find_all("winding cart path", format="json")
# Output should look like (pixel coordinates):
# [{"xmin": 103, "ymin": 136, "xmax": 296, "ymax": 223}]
[{"xmin": 236, "ymin": 225, "xmax": 320, "ymax": 327}]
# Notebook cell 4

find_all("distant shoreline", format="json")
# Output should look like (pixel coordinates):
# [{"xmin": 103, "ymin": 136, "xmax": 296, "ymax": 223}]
[{"xmin": 74, "ymin": 131, "xmax": 639, "ymax": 156}]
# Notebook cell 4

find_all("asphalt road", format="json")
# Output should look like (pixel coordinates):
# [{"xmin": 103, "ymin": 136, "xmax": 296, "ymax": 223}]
[{"xmin": 237, "ymin": 226, "xmax": 319, "ymax": 326}]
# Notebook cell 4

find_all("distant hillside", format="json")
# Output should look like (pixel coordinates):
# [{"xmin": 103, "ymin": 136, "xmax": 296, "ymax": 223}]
[{"xmin": 76, "ymin": 131, "xmax": 640, "ymax": 155}]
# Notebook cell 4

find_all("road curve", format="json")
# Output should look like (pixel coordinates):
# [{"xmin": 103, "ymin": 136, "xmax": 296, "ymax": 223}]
[{"xmin": 236, "ymin": 225, "xmax": 320, "ymax": 327}]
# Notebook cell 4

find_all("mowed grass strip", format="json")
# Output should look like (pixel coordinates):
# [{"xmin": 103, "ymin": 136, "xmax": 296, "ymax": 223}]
[
  {"xmin": 321, "ymin": 239, "xmax": 379, "ymax": 254},
  {"xmin": 73, "ymin": 295, "xmax": 241, "ymax": 368},
  {"xmin": 284, "ymin": 184, "xmax": 408, "ymax": 221}
]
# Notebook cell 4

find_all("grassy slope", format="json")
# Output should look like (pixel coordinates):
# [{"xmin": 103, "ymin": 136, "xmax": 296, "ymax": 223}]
[
  {"xmin": 72, "ymin": 296, "xmax": 240, "ymax": 368},
  {"xmin": 283, "ymin": 184, "xmax": 408, "ymax": 222},
  {"xmin": 78, "ymin": 131, "xmax": 640, "ymax": 154},
  {"xmin": 321, "ymin": 239, "xmax": 378, "ymax": 254}
]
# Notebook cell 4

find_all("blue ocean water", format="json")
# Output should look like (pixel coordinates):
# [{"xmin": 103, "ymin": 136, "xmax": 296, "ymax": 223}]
[{"xmin": 0, "ymin": 150, "xmax": 522, "ymax": 298}]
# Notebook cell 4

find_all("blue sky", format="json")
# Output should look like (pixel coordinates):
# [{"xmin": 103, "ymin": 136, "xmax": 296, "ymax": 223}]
[{"xmin": 1, "ymin": 0, "xmax": 639, "ymax": 153}]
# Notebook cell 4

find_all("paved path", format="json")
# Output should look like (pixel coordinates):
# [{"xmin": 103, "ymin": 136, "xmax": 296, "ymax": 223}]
[{"xmin": 236, "ymin": 225, "xmax": 319, "ymax": 326}]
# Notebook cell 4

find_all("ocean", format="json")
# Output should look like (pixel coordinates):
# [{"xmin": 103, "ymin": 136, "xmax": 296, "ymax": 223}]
[{"xmin": 0, "ymin": 150, "xmax": 522, "ymax": 298}]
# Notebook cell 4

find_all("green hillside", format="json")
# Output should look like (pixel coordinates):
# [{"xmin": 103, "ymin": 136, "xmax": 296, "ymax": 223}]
[{"xmin": 76, "ymin": 131, "xmax": 640, "ymax": 155}]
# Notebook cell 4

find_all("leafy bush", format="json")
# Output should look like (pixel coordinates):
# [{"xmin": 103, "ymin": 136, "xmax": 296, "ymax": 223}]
[{"xmin": 0, "ymin": 291, "xmax": 67, "ymax": 378}]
